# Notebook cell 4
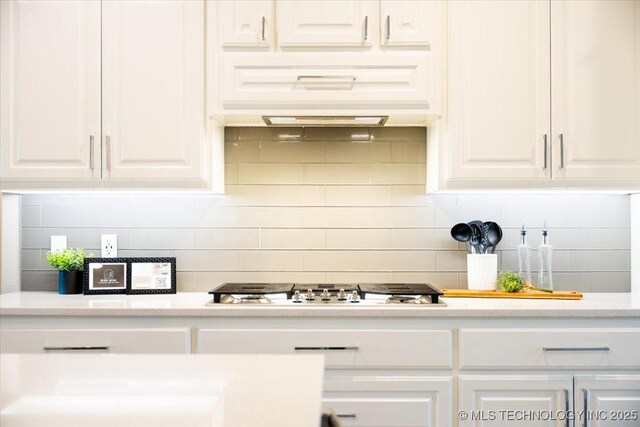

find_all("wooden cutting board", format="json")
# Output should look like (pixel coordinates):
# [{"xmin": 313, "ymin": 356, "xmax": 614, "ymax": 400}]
[{"xmin": 442, "ymin": 289, "xmax": 583, "ymax": 300}]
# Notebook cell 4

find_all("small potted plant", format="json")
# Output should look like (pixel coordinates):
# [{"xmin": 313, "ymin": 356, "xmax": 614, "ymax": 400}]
[{"xmin": 46, "ymin": 248, "xmax": 92, "ymax": 294}]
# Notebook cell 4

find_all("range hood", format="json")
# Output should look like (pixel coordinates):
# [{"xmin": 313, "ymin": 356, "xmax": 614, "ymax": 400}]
[{"xmin": 262, "ymin": 115, "xmax": 388, "ymax": 127}]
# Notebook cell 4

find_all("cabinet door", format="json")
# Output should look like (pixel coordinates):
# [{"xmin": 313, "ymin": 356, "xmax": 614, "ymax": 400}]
[
  {"xmin": 0, "ymin": 0, "xmax": 101, "ymax": 181},
  {"xmin": 551, "ymin": 0, "xmax": 640, "ymax": 184},
  {"xmin": 380, "ymin": 0, "xmax": 442, "ymax": 47},
  {"xmin": 574, "ymin": 376, "xmax": 640, "ymax": 427},
  {"xmin": 277, "ymin": 0, "xmax": 374, "ymax": 47},
  {"xmin": 459, "ymin": 375, "xmax": 573, "ymax": 427},
  {"xmin": 102, "ymin": 0, "xmax": 205, "ymax": 183},
  {"xmin": 447, "ymin": 1, "xmax": 551, "ymax": 183},
  {"xmin": 218, "ymin": 0, "xmax": 272, "ymax": 48}
]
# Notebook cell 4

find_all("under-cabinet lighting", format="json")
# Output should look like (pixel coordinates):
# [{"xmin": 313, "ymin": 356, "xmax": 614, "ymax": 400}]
[{"xmin": 262, "ymin": 115, "xmax": 388, "ymax": 127}]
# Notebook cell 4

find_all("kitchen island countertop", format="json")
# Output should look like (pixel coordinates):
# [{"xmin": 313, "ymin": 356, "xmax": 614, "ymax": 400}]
[{"xmin": 1, "ymin": 291, "xmax": 639, "ymax": 318}]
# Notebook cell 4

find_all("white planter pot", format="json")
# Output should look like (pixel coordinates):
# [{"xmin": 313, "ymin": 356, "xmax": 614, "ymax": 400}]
[{"xmin": 467, "ymin": 254, "xmax": 498, "ymax": 290}]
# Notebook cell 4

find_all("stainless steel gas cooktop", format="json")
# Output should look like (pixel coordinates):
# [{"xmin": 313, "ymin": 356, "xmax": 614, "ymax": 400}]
[{"xmin": 207, "ymin": 283, "xmax": 445, "ymax": 306}]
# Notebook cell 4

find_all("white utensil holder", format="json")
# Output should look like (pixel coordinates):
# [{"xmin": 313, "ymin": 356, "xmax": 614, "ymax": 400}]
[{"xmin": 467, "ymin": 254, "xmax": 498, "ymax": 290}]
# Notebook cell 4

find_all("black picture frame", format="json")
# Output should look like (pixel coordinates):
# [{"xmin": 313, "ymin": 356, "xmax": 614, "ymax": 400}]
[
  {"xmin": 127, "ymin": 257, "xmax": 177, "ymax": 295},
  {"xmin": 83, "ymin": 258, "xmax": 130, "ymax": 295}
]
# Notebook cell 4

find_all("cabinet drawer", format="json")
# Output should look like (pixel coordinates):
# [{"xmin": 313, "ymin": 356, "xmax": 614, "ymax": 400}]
[
  {"xmin": 459, "ymin": 329, "xmax": 640, "ymax": 369},
  {"xmin": 198, "ymin": 329, "xmax": 452, "ymax": 369},
  {"xmin": 220, "ymin": 54, "xmax": 432, "ymax": 109},
  {"xmin": 0, "ymin": 328, "xmax": 191, "ymax": 354},
  {"xmin": 323, "ymin": 376, "xmax": 451, "ymax": 427}
]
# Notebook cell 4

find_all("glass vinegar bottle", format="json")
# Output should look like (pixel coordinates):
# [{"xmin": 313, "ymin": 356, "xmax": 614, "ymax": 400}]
[
  {"xmin": 538, "ymin": 225, "xmax": 553, "ymax": 290},
  {"xmin": 516, "ymin": 224, "xmax": 532, "ymax": 286}
]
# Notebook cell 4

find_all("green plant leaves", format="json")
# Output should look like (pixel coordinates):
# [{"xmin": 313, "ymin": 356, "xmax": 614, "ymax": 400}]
[{"xmin": 46, "ymin": 248, "xmax": 93, "ymax": 271}]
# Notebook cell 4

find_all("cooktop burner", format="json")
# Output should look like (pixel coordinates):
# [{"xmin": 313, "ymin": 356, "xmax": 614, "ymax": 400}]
[{"xmin": 207, "ymin": 283, "xmax": 444, "ymax": 305}]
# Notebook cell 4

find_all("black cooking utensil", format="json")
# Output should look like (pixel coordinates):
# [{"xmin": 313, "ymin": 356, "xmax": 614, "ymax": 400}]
[
  {"xmin": 468, "ymin": 223, "xmax": 483, "ymax": 254},
  {"xmin": 484, "ymin": 222, "xmax": 503, "ymax": 253}
]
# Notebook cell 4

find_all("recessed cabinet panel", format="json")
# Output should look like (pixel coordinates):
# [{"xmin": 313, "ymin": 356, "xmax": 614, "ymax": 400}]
[
  {"xmin": 551, "ymin": 0, "xmax": 640, "ymax": 182},
  {"xmin": 380, "ymin": 0, "xmax": 442, "ymax": 47},
  {"xmin": 277, "ymin": 0, "xmax": 375, "ymax": 47},
  {"xmin": 102, "ymin": 0, "xmax": 205, "ymax": 182},
  {"xmin": 218, "ymin": 0, "xmax": 272, "ymax": 48},
  {"xmin": 221, "ymin": 55, "xmax": 431, "ymax": 109},
  {"xmin": 0, "ymin": 0, "xmax": 101, "ymax": 181},
  {"xmin": 447, "ymin": 0, "xmax": 550, "ymax": 182},
  {"xmin": 574, "ymin": 376, "xmax": 640, "ymax": 427}
]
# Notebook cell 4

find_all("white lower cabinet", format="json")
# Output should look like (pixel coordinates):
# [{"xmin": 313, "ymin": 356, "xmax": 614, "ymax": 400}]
[
  {"xmin": 459, "ymin": 375, "xmax": 573, "ymax": 427},
  {"xmin": 323, "ymin": 376, "xmax": 452, "ymax": 427},
  {"xmin": 574, "ymin": 376, "xmax": 640, "ymax": 427},
  {"xmin": 0, "ymin": 328, "xmax": 191, "ymax": 354}
]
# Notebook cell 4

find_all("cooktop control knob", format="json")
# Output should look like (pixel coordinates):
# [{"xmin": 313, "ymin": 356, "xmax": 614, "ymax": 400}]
[
  {"xmin": 337, "ymin": 289, "xmax": 348, "ymax": 301},
  {"xmin": 350, "ymin": 290, "xmax": 360, "ymax": 303},
  {"xmin": 305, "ymin": 289, "xmax": 316, "ymax": 301},
  {"xmin": 321, "ymin": 289, "xmax": 331, "ymax": 301},
  {"xmin": 292, "ymin": 290, "xmax": 303, "ymax": 303}
]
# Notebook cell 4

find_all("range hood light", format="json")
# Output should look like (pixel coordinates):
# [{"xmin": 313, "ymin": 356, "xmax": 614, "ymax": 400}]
[{"xmin": 262, "ymin": 116, "xmax": 388, "ymax": 127}]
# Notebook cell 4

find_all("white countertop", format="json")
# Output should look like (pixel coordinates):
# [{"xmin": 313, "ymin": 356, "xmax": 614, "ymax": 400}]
[
  {"xmin": 1, "ymin": 291, "xmax": 639, "ymax": 318},
  {"xmin": 1, "ymin": 353, "xmax": 324, "ymax": 427}
]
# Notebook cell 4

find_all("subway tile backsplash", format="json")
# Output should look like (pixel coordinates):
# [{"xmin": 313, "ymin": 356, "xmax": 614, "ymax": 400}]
[{"xmin": 21, "ymin": 127, "xmax": 632, "ymax": 292}]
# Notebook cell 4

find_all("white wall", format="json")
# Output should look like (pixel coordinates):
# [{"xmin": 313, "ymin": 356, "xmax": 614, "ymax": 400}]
[{"xmin": 19, "ymin": 128, "xmax": 632, "ymax": 293}]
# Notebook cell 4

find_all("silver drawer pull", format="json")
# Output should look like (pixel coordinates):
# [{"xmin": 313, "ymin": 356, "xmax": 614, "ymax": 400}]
[
  {"xmin": 297, "ymin": 75, "xmax": 356, "ymax": 82},
  {"xmin": 543, "ymin": 347, "xmax": 610, "ymax": 352},
  {"xmin": 43, "ymin": 346, "xmax": 110, "ymax": 352},
  {"xmin": 337, "ymin": 414, "xmax": 357, "ymax": 418},
  {"xmin": 294, "ymin": 346, "xmax": 359, "ymax": 351}
]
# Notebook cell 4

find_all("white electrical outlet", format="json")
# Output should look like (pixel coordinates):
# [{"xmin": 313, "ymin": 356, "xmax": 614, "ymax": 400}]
[
  {"xmin": 101, "ymin": 234, "xmax": 118, "ymax": 258},
  {"xmin": 50, "ymin": 236, "xmax": 67, "ymax": 253}
]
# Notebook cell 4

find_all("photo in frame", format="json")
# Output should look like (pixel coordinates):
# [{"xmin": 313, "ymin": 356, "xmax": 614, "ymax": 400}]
[
  {"xmin": 83, "ymin": 258, "xmax": 129, "ymax": 295},
  {"xmin": 127, "ymin": 257, "xmax": 177, "ymax": 295}
]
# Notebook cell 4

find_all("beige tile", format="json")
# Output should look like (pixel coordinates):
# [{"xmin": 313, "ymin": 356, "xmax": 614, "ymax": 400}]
[
  {"xmin": 259, "ymin": 140, "xmax": 324, "ymax": 163},
  {"xmin": 238, "ymin": 127, "xmax": 303, "ymax": 141},
  {"xmin": 21, "ymin": 206, "xmax": 40, "ymax": 227},
  {"xmin": 304, "ymin": 164, "xmax": 370, "ymax": 184},
  {"xmin": 392, "ymin": 229, "xmax": 457, "ymax": 249},
  {"xmin": 553, "ymin": 272, "xmax": 591, "ymax": 292},
  {"xmin": 391, "ymin": 185, "xmax": 431, "ymax": 206},
  {"xmin": 201, "ymin": 185, "xmax": 259, "ymax": 206},
  {"xmin": 371, "ymin": 164, "xmax": 426, "ymax": 184},
  {"xmin": 303, "ymin": 207, "xmax": 369, "ymax": 227},
  {"xmin": 176, "ymin": 272, "xmax": 195, "ymax": 292},
  {"xmin": 175, "ymin": 250, "xmax": 238, "ymax": 271},
  {"xmin": 261, "ymin": 229, "xmax": 326, "ymax": 249},
  {"xmin": 21, "ymin": 250, "xmax": 40, "ymax": 270},
  {"xmin": 303, "ymin": 127, "xmax": 369, "ymax": 141},
  {"xmin": 303, "ymin": 251, "xmax": 370, "ymax": 271},
  {"xmin": 224, "ymin": 127, "xmax": 239, "ymax": 141},
  {"xmin": 173, "ymin": 206, "xmax": 238, "ymax": 227},
  {"xmin": 195, "ymin": 228, "xmax": 260, "ymax": 249},
  {"xmin": 238, "ymin": 163, "xmax": 304, "ymax": 184},
  {"xmin": 325, "ymin": 186, "xmax": 392, "ymax": 206},
  {"xmin": 326, "ymin": 271, "xmax": 393, "ymax": 283},
  {"xmin": 390, "ymin": 271, "xmax": 459, "ymax": 288},
  {"xmin": 225, "ymin": 141, "xmax": 259, "ymax": 162},
  {"xmin": 239, "ymin": 207, "xmax": 303, "ymax": 227},
  {"xmin": 239, "ymin": 250, "xmax": 304, "ymax": 271},
  {"xmin": 258, "ymin": 271, "xmax": 326, "ymax": 283},
  {"xmin": 391, "ymin": 140, "xmax": 427, "ymax": 163},
  {"xmin": 225, "ymin": 163, "xmax": 238, "ymax": 184},
  {"xmin": 190, "ymin": 271, "xmax": 260, "ymax": 291},
  {"xmin": 436, "ymin": 251, "xmax": 466, "ymax": 271},
  {"xmin": 370, "ymin": 207, "xmax": 437, "ymax": 228},
  {"xmin": 324, "ymin": 140, "xmax": 390, "ymax": 163},
  {"xmin": 326, "ymin": 229, "xmax": 392, "ymax": 249},
  {"xmin": 259, "ymin": 185, "xmax": 325, "ymax": 206},
  {"xmin": 370, "ymin": 127, "xmax": 426, "ymax": 142},
  {"xmin": 370, "ymin": 250, "xmax": 437, "ymax": 271},
  {"xmin": 129, "ymin": 229, "xmax": 194, "ymax": 249},
  {"xmin": 589, "ymin": 272, "xmax": 630, "ymax": 292}
]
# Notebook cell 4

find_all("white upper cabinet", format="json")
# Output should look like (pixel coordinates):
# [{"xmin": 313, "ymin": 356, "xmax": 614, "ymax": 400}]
[
  {"xmin": 277, "ymin": 0, "xmax": 375, "ymax": 48},
  {"xmin": 446, "ymin": 0, "xmax": 551, "ymax": 183},
  {"xmin": 218, "ymin": 0, "xmax": 273, "ymax": 48},
  {"xmin": 551, "ymin": 0, "xmax": 640, "ymax": 184},
  {"xmin": 0, "ymin": 0, "xmax": 101, "ymax": 181},
  {"xmin": 380, "ymin": 0, "xmax": 442, "ymax": 47},
  {"xmin": 101, "ymin": 0, "xmax": 205, "ymax": 183}
]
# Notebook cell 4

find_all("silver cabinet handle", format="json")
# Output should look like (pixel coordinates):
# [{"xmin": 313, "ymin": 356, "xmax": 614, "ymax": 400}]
[
  {"xmin": 337, "ymin": 414, "xmax": 357, "ymax": 419},
  {"xmin": 543, "ymin": 347, "xmax": 610, "ymax": 352},
  {"xmin": 294, "ymin": 346, "xmax": 359, "ymax": 351},
  {"xmin": 364, "ymin": 16, "xmax": 368, "ymax": 41},
  {"xmin": 105, "ymin": 135, "xmax": 111, "ymax": 171},
  {"xmin": 559, "ymin": 133, "xmax": 565, "ymax": 168},
  {"xmin": 297, "ymin": 75, "xmax": 356, "ymax": 82},
  {"xmin": 261, "ymin": 16, "xmax": 266, "ymax": 41},
  {"xmin": 89, "ymin": 135, "xmax": 95, "ymax": 171},
  {"xmin": 543, "ymin": 134, "xmax": 548, "ymax": 169},
  {"xmin": 44, "ymin": 346, "xmax": 110, "ymax": 352},
  {"xmin": 386, "ymin": 15, "xmax": 391, "ymax": 40}
]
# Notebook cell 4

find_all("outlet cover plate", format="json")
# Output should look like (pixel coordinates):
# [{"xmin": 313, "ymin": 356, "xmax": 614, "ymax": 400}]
[
  {"xmin": 101, "ymin": 234, "xmax": 118, "ymax": 258},
  {"xmin": 50, "ymin": 236, "xmax": 67, "ymax": 253}
]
